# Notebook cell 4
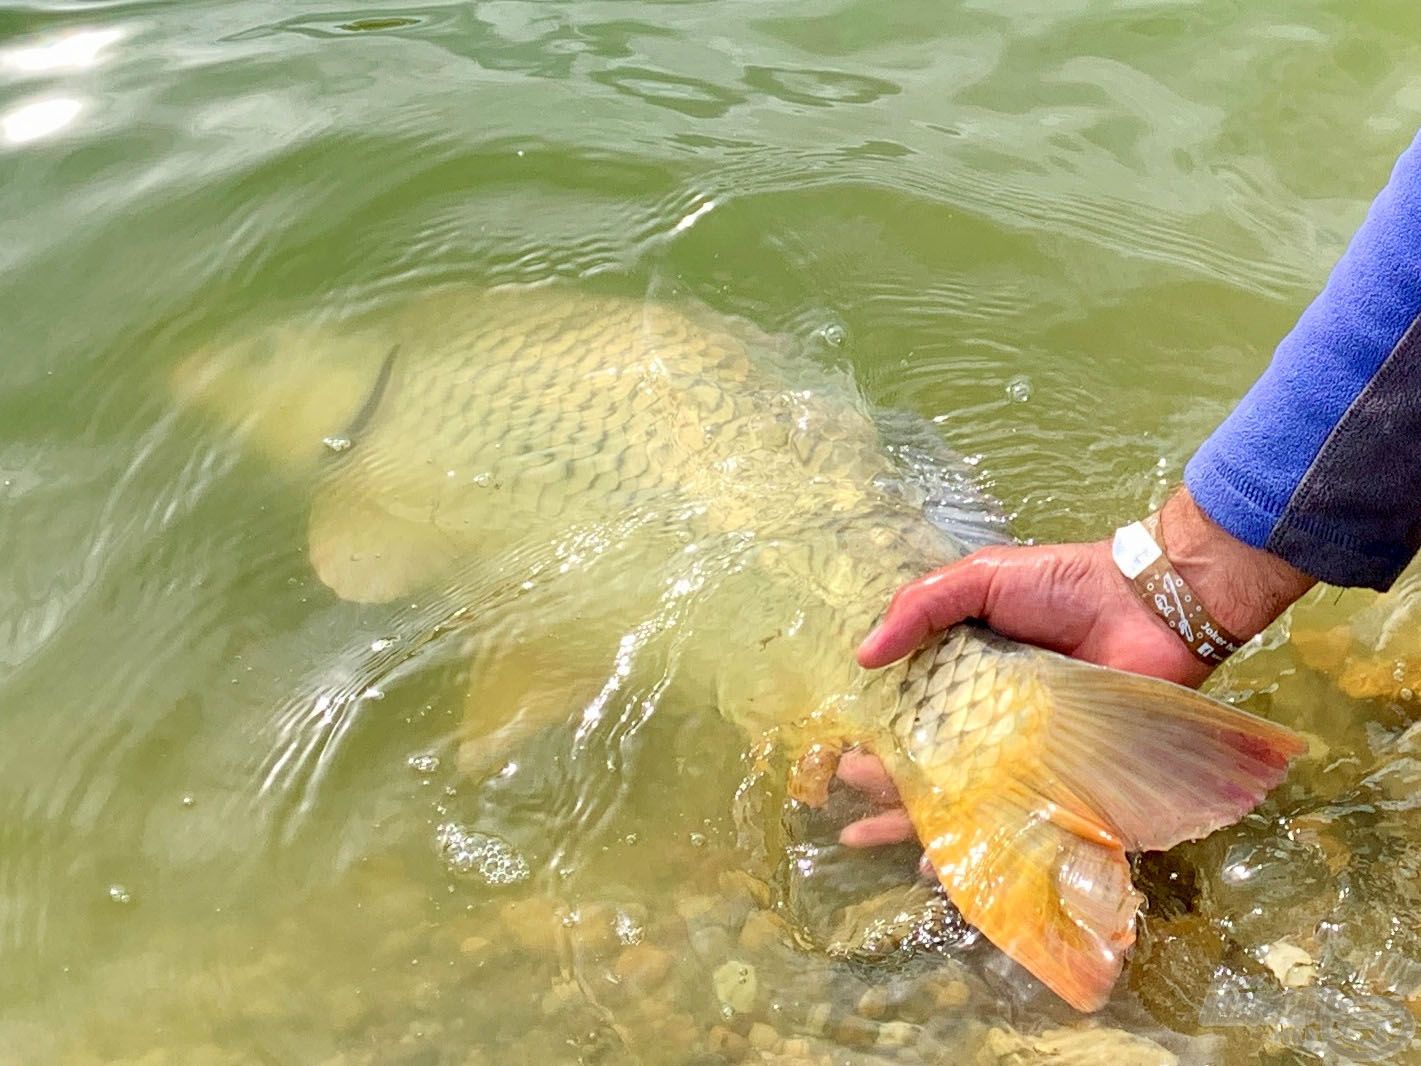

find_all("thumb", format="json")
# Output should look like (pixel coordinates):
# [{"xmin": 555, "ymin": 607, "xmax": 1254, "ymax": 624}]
[{"xmin": 855, "ymin": 548, "xmax": 1009, "ymax": 669}]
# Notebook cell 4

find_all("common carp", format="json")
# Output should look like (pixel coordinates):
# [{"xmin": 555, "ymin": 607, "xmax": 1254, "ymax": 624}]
[{"xmin": 174, "ymin": 285, "xmax": 1302, "ymax": 1011}]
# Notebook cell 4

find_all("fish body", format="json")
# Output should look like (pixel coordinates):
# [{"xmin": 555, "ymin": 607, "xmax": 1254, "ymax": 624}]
[{"xmin": 176, "ymin": 286, "xmax": 1302, "ymax": 1010}]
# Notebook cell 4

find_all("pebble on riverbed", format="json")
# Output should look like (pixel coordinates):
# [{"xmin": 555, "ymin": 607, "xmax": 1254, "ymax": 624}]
[
  {"xmin": 977, "ymin": 1025, "xmax": 1179, "ymax": 1066},
  {"xmin": 496, "ymin": 896, "xmax": 562, "ymax": 955},
  {"xmin": 53, "ymin": 818, "xmax": 1244, "ymax": 1066},
  {"xmin": 613, "ymin": 941, "xmax": 674, "ymax": 989},
  {"xmin": 1259, "ymin": 940, "xmax": 1318, "ymax": 988},
  {"xmin": 712, "ymin": 959, "xmax": 759, "ymax": 1015}
]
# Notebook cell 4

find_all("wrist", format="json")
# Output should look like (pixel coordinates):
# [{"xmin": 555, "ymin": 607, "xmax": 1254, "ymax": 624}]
[{"xmin": 1156, "ymin": 487, "xmax": 1315, "ymax": 641}]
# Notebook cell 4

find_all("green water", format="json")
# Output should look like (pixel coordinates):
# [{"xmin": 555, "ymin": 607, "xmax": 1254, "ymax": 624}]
[{"xmin": 4, "ymin": 1, "xmax": 1421, "ymax": 1063}]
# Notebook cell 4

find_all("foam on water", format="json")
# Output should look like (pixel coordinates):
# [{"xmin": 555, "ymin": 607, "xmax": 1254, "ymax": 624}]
[{"xmin": 434, "ymin": 824, "xmax": 531, "ymax": 887}]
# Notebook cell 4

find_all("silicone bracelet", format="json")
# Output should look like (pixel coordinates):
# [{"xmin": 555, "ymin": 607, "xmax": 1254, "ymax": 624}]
[{"xmin": 1112, "ymin": 514, "xmax": 1245, "ymax": 665}]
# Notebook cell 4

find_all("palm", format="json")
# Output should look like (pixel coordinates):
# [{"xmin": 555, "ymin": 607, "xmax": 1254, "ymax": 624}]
[
  {"xmin": 841, "ymin": 539, "xmax": 1210, "ymax": 848},
  {"xmin": 858, "ymin": 541, "xmax": 1210, "ymax": 686}
]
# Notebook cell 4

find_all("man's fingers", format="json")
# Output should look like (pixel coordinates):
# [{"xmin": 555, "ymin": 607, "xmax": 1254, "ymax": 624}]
[
  {"xmin": 835, "ymin": 750, "xmax": 899, "ymax": 803},
  {"xmin": 835, "ymin": 753, "xmax": 911, "ymax": 847},
  {"xmin": 855, "ymin": 550, "xmax": 1007, "ymax": 668},
  {"xmin": 839, "ymin": 808, "xmax": 916, "ymax": 848}
]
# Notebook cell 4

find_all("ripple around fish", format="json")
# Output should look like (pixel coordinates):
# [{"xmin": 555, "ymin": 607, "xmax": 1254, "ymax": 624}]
[
  {"xmin": 0, "ymin": 336, "xmax": 393, "ymax": 975},
  {"xmin": 616, "ymin": 141, "xmax": 1316, "ymax": 312},
  {"xmin": 591, "ymin": 66, "xmax": 747, "ymax": 119},
  {"xmin": 244, "ymin": 504, "xmax": 713, "ymax": 853},
  {"xmin": 5, "ymin": 117, "xmax": 1316, "ymax": 388},
  {"xmin": 708, "ymin": 147, "xmax": 1313, "ymax": 301},
  {"xmin": 0, "ymin": 403, "xmax": 229, "ymax": 676},
  {"xmin": 742, "ymin": 65, "xmax": 900, "ymax": 108},
  {"xmin": 223, "ymin": 7, "xmax": 455, "ymax": 41},
  {"xmin": 338, "ymin": 146, "xmax": 715, "ymax": 294},
  {"xmin": 17, "ymin": 97, "xmax": 1323, "ymax": 350}
]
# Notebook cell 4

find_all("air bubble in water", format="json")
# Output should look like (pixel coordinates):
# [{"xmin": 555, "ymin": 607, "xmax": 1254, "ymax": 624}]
[
  {"xmin": 817, "ymin": 322, "xmax": 847, "ymax": 348},
  {"xmin": 436, "ymin": 823, "xmax": 530, "ymax": 886},
  {"xmin": 1221, "ymin": 858, "xmax": 1255, "ymax": 885},
  {"xmin": 614, "ymin": 909, "xmax": 645, "ymax": 946},
  {"xmin": 407, "ymin": 753, "xmax": 440, "ymax": 774},
  {"xmin": 108, "ymin": 884, "xmax": 132, "ymax": 904},
  {"xmin": 1004, "ymin": 375, "xmax": 1033, "ymax": 403},
  {"xmin": 322, "ymin": 436, "xmax": 353, "ymax": 454}
]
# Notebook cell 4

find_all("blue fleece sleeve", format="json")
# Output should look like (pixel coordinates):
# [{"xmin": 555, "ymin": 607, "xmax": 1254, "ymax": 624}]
[{"xmin": 1184, "ymin": 130, "xmax": 1421, "ymax": 590}]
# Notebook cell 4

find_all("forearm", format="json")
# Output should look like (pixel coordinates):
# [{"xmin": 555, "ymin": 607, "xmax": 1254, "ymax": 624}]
[{"xmin": 1185, "ymin": 130, "xmax": 1421, "ymax": 590}]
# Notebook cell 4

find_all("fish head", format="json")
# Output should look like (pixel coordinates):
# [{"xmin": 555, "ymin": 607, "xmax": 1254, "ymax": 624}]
[{"xmin": 170, "ymin": 318, "xmax": 394, "ymax": 474}]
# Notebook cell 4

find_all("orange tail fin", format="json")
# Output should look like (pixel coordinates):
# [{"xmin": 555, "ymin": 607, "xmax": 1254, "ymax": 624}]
[
  {"xmin": 894, "ymin": 653, "xmax": 1304, "ymax": 1011},
  {"xmin": 905, "ymin": 784, "xmax": 1138, "ymax": 1011}
]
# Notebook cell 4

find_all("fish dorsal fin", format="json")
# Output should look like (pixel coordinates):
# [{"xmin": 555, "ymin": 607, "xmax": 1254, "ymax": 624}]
[{"xmin": 871, "ymin": 408, "xmax": 1012, "ymax": 553}]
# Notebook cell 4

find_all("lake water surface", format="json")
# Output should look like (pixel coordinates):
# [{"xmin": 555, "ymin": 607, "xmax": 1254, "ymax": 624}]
[{"xmin": 4, "ymin": 1, "xmax": 1421, "ymax": 1063}]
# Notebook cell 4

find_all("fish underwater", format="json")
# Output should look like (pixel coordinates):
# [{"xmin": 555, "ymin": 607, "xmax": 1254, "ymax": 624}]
[{"xmin": 174, "ymin": 285, "xmax": 1304, "ymax": 1011}]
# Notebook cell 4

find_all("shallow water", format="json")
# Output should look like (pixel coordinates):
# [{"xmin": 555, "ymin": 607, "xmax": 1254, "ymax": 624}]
[{"xmin": 4, "ymin": 1, "xmax": 1421, "ymax": 1063}]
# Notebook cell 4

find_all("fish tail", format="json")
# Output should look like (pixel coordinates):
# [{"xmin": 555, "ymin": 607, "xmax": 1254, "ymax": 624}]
[
  {"xmin": 902, "ymin": 783, "xmax": 1139, "ymax": 1012},
  {"xmin": 895, "ymin": 652, "xmax": 1304, "ymax": 1011}
]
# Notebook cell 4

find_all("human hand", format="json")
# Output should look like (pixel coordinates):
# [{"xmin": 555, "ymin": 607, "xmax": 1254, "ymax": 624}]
[
  {"xmin": 857, "ymin": 538, "xmax": 1212, "ymax": 687},
  {"xmin": 841, "ymin": 487, "xmax": 1315, "ymax": 849}
]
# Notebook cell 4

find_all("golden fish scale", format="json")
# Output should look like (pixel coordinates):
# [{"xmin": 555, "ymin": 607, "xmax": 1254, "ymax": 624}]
[
  {"xmin": 344, "ymin": 289, "xmax": 901, "ymax": 560},
  {"xmin": 888, "ymin": 628, "xmax": 1044, "ymax": 797},
  {"xmin": 308, "ymin": 289, "xmax": 1023, "ymax": 735}
]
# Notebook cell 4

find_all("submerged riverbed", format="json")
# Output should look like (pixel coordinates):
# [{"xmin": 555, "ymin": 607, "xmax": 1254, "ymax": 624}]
[{"xmin": 4, "ymin": 1, "xmax": 1421, "ymax": 1063}]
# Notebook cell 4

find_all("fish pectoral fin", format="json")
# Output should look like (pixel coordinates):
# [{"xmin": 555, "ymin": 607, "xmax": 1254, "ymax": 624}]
[
  {"xmin": 456, "ymin": 668, "xmax": 594, "ymax": 781},
  {"xmin": 903, "ymin": 783, "xmax": 1139, "ymax": 1013},
  {"xmin": 308, "ymin": 482, "xmax": 463, "ymax": 603},
  {"xmin": 1031, "ymin": 655, "xmax": 1305, "ymax": 853},
  {"xmin": 455, "ymin": 622, "xmax": 627, "ymax": 780}
]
